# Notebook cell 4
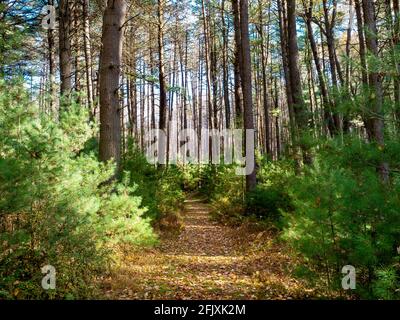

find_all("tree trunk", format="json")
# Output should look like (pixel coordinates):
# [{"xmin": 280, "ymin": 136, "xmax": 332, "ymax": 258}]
[
  {"xmin": 304, "ymin": 3, "xmax": 335, "ymax": 136},
  {"xmin": 354, "ymin": 0, "xmax": 373, "ymax": 138},
  {"xmin": 258, "ymin": 0, "xmax": 272, "ymax": 155},
  {"xmin": 59, "ymin": 0, "xmax": 73, "ymax": 100},
  {"xmin": 221, "ymin": 0, "xmax": 231, "ymax": 129},
  {"xmin": 82, "ymin": 0, "xmax": 94, "ymax": 117},
  {"xmin": 232, "ymin": 0, "xmax": 243, "ymax": 123},
  {"xmin": 277, "ymin": 0, "xmax": 296, "ymax": 142},
  {"xmin": 158, "ymin": 0, "xmax": 167, "ymax": 166},
  {"xmin": 99, "ymin": 0, "xmax": 127, "ymax": 167},
  {"xmin": 392, "ymin": 0, "xmax": 400, "ymax": 130},
  {"xmin": 362, "ymin": 0, "xmax": 389, "ymax": 183},
  {"xmin": 47, "ymin": 0, "xmax": 55, "ymax": 113},
  {"xmin": 343, "ymin": 0, "xmax": 354, "ymax": 133},
  {"xmin": 322, "ymin": 0, "xmax": 341, "ymax": 132},
  {"xmin": 287, "ymin": 0, "xmax": 306, "ymax": 124},
  {"xmin": 287, "ymin": 0, "xmax": 311, "ymax": 165},
  {"xmin": 73, "ymin": 2, "xmax": 81, "ymax": 95},
  {"xmin": 239, "ymin": 0, "xmax": 257, "ymax": 191}
]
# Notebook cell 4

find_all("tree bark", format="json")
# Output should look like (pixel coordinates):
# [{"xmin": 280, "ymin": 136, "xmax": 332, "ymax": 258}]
[
  {"xmin": 221, "ymin": 0, "xmax": 231, "ymax": 129},
  {"xmin": 277, "ymin": 0, "xmax": 296, "ymax": 141},
  {"xmin": 82, "ymin": 0, "xmax": 94, "ymax": 117},
  {"xmin": 354, "ymin": 0, "xmax": 368, "ymax": 87},
  {"xmin": 391, "ymin": 0, "xmax": 400, "ymax": 130},
  {"xmin": 73, "ymin": 2, "xmax": 81, "ymax": 95},
  {"xmin": 47, "ymin": 0, "xmax": 55, "ymax": 113},
  {"xmin": 258, "ymin": 0, "xmax": 272, "ymax": 155},
  {"xmin": 362, "ymin": 0, "xmax": 389, "ymax": 183},
  {"xmin": 239, "ymin": 0, "xmax": 257, "ymax": 191},
  {"xmin": 287, "ymin": 0, "xmax": 306, "ymax": 125},
  {"xmin": 158, "ymin": 0, "xmax": 167, "ymax": 166},
  {"xmin": 304, "ymin": 2, "xmax": 335, "ymax": 136},
  {"xmin": 321, "ymin": 0, "xmax": 341, "ymax": 132},
  {"xmin": 59, "ymin": 0, "xmax": 73, "ymax": 99},
  {"xmin": 287, "ymin": 0, "xmax": 311, "ymax": 165},
  {"xmin": 232, "ymin": 0, "xmax": 243, "ymax": 123},
  {"xmin": 99, "ymin": 0, "xmax": 127, "ymax": 167}
]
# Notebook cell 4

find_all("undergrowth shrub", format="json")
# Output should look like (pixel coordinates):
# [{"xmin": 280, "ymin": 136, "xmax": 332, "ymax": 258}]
[
  {"xmin": 0, "ymin": 81, "xmax": 156, "ymax": 299},
  {"xmin": 246, "ymin": 186, "xmax": 292, "ymax": 221},
  {"xmin": 181, "ymin": 165, "xmax": 202, "ymax": 192},
  {"xmin": 123, "ymin": 146, "xmax": 185, "ymax": 230},
  {"xmin": 198, "ymin": 164, "xmax": 245, "ymax": 223},
  {"xmin": 281, "ymin": 136, "xmax": 400, "ymax": 299},
  {"xmin": 156, "ymin": 166, "xmax": 186, "ymax": 215},
  {"xmin": 200, "ymin": 158, "xmax": 294, "ymax": 225},
  {"xmin": 246, "ymin": 159, "xmax": 295, "ymax": 222},
  {"xmin": 123, "ymin": 143, "xmax": 160, "ymax": 219},
  {"xmin": 195, "ymin": 135, "xmax": 400, "ymax": 299}
]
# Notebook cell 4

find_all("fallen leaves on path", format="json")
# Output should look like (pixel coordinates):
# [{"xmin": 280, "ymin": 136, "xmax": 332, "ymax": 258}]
[{"xmin": 101, "ymin": 197, "xmax": 317, "ymax": 300}]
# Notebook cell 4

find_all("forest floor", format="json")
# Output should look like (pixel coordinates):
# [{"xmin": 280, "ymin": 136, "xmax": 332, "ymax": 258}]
[{"xmin": 101, "ymin": 196, "xmax": 318, "ymax": 299}]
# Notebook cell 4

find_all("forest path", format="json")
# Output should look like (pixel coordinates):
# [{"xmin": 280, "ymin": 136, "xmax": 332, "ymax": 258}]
[{"xmin": 102, "ymin": 196, "xmax": 312, "ymax": 299}]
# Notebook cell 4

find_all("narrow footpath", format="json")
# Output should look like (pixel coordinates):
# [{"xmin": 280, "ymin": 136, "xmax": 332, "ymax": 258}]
[{"xmin": 102, "ymin": 197, "xmax": 314, "ymax": 299}]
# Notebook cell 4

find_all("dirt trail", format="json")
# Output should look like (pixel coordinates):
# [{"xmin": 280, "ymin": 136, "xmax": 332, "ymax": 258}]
[{"xmin": 102, "ymin": 197, "xmax": 312, "ymax": 299}]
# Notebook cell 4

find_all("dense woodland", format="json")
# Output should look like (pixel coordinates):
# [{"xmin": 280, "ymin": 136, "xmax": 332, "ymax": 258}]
[{"xmin": 0, "ymin": 0, "xmax": 400, "ymax": 300}]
